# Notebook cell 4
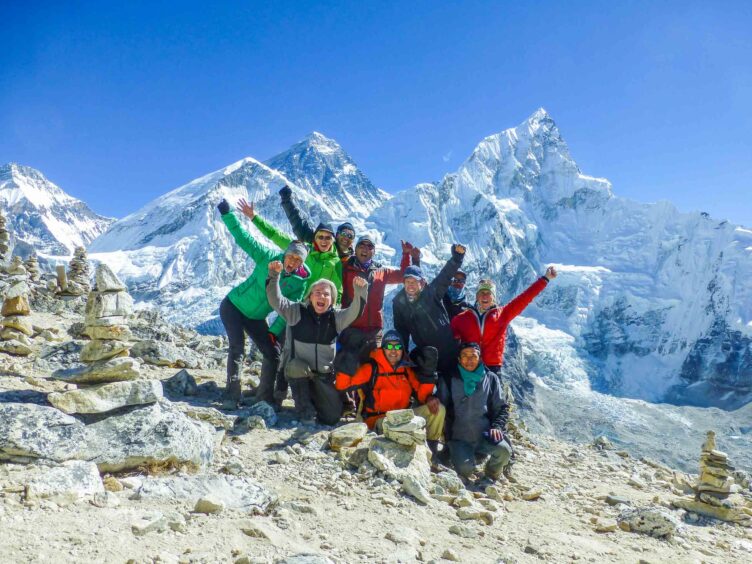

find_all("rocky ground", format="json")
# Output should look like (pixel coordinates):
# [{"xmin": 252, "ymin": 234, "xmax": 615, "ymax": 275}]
[{"xmin": 2, "ymin": 305, "xmax": 752, "ymax": 563}]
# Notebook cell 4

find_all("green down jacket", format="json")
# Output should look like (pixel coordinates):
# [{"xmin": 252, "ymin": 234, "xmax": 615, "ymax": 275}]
[
  {"xmin": 222, "ymin": 212, "xmax": 310, "ymax": 336},
  {"xmin": 252, "ymin": 214, "xmax": 343, "ymax": 301}
]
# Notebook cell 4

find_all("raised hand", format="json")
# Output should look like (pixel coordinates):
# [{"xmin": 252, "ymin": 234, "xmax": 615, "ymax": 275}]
[
  {"xmin": 451, "ymin": 243, "xmax": 466, "ymax": 259},
  {"xmin": 268, "ymin": 260, "xmax": 283, "ymax": 275},
  {"xmin": 353, "ymin": 276, "xmax": 368, "ymax": 290},
  {"xmin": 217, "ymin": 199, "xmax": 231, "ymax": 215},
  {"xmin": 545, "ymin": 266, "xmax": 558, "ymax": 281},
  {"xmin": 401, "ymin": 240, "xmax": 414, "ymax": 254},
  {"xmin": 237, "ymin": 198, "xmax": 255, "ymax": 220}
]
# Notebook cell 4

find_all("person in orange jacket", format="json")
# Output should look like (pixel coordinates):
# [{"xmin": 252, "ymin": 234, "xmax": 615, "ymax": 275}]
[{"xmin": 335, "ymin": 329, "xmax": 446, "ymax": 456}]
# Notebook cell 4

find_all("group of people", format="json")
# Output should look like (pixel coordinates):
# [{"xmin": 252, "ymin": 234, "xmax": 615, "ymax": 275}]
[{"xmin": 217, "ymin": 187, "xmax": 557, "ymax": 481}]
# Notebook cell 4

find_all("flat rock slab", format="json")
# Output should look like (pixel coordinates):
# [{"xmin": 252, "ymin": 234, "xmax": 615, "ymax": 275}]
[
  {"xmin": 131, "ymin": 340, "xmax": 200, "ymax": 368},
  {"xmin": 173, "ymin": 402, "xmax": 237, "ymax": 430},
  {"xmin": 329, "ymin": 422, "xmax": 368, "ymax": 451},
  {"xmin": 51, "ymin": 356, "xmax": 141, "ymax": 384},
  {"xmin": 81, "ymin": 401, "xmax": 215, "ymax": 472},
  {"xmin": 47, "ymin": 379, "xmax": 163, "ymax": 415},
  {"xmin": 23, "ymin": 460, "xmax": 104, "ymax": 503},
  {"xmin": 135, "ymin": 474, "xmax": 277, "ymax": 514},
  {"xmin": 0, "ymin": 403, "xmax": 87, "ymax": 463},
  {"xmin": 95, "ymin": 264, "xmax": 126, "ymax": 292}
]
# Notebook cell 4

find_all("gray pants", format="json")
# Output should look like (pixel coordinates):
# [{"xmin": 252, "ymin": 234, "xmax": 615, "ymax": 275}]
[{"xmin": 449, "ymin": 438, "xmax": 512, "ymax": 479}]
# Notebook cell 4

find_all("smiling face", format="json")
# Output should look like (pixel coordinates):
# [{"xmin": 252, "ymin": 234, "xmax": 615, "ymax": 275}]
[
  {"xmin": 403, "ymin": 277, "xmax": 424, "ymax": 299},
  {"xmin": 314, "ymin": 231, "xmax": 334, "ymax": 253},
  {"xmin": 382, "ymin": 340, "xmax": 404, "ymax": 366},
  {"xmin": 476, "ymin": 289, "xmax": 496, "ymax": 312},
  {"xmin": 459, "ymin": 347, "xmax": 481, "ymax": 371},
  {"xmin": 336, "ymin": 229, "xmax": 355, "ymax": 253},
  {"xmin": 355, "ymin": 240, "xmax": 375, "ymax": 263},
  {"xmin": 283, "ymin": 254, "xmax": 303, "ymax": 273},
  {"xmin": 309, "ymin": 282, "xmax": 333, "ymax": 313}
]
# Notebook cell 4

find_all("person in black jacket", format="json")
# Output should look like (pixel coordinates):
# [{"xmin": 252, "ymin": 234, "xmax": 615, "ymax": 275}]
[
  {"xmin": 442, "ymin": 269, "xmax": 471, "ymax": 319},
  {"xmin": 438, "ymin": 342, "xmax": 512, "ymax": 481},
  {"xmin": 392, "ymin": 244, "xmax": 465, "ymax": 383},
  {"xmin": 279, "ymin": 185, "xmax": 354, "ymax": 260}
]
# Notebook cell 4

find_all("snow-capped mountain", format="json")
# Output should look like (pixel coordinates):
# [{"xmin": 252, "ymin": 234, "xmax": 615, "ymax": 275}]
[
  {"xmin": 88, "ymin": 134, "xmax": 388, "ymax": 327},
  {"xmin": 0, "ymin": 163, "xmax": 114, "ymax": 256}
]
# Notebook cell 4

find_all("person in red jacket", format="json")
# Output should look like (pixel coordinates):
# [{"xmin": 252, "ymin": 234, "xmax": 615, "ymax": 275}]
[
  {"xmin": 336, "ymin": 329, "xmax": 445, "ymax": 455},
  {"xmin": 335, "ymin": 235, "xmax": 417, "ymax": 378},
  {"xmin": 451, "ymin": 266, "xmax": 558, "ymax": 375}
]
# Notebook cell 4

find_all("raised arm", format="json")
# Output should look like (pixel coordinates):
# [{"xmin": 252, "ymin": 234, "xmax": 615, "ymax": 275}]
[
  {"xmin": 429, "ymin": 243, "xmax": 465, "ymax": 299},
  {"xmin": 334, "ymin": 277, "xmax": 368, "ymax": 332},
  {"xmin": 499, "ymin": 266, "xmax": 556, "ymax": 324},
  {"xmin": 252, "ymin": 214, "xmax": 293, "ymax": 251},
  {"xmin": 393, "ymin": 298, "xmax": 411, "ymax": 351},
  {"xmin": 279, "ymin": 186, "xmax": 316, "ymax": 243},
  {"xmin": 265, "ymin": 262, "xmax": 302, "ymax": 326},
  {"xmin": 218, "ymin": 200, "xmax": 276, "ymax": 264},
  {"xmin": 383, "ymin": 240, "xmax": 415, "ymax": 284}
]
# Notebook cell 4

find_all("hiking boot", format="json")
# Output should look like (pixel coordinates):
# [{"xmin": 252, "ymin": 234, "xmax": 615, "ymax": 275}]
[{"xmin": 222, "ymin": 379, "xmax": 242, "ymax": 409}]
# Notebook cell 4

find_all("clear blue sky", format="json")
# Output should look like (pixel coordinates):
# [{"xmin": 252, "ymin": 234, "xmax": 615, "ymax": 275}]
[{"xmin": 2, "ymin": 1, "xmax": 751, "ymax": 226}]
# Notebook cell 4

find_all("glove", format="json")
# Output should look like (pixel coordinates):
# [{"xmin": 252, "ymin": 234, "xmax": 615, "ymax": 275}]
[
  {"xmin": 217, "ymin": 199, "xmax": 230, "ymax": 215},
  {"xmin": 279, "ymin": 185, "xmax": 292, "ymax": 200},
  {"xmin": 409, "ymin": 346, "xmax": 439, "ymax": 384}
]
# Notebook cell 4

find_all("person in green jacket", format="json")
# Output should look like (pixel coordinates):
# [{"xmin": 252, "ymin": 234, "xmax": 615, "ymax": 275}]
[
  {"xmin": 237, "ymin": 198, "xmax": 343, "ymax": 301},
  {"xmin": 217, "ymin": 198, "xmax": 311, "ymax": 407}
]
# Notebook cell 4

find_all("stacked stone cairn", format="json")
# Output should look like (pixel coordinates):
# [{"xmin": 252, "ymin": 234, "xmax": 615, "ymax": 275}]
[
  {"xmin": 0, "ymin": 211, "xmax": 9, "ymax": 264},
  {"xmin": 54, "ymin": 246, "xmax": 90, "ymax": 296},
  {"xmin": 672, "ymin": 431, "xmax": 752, "ymax": 526},
  {"xmin": 7, "ymin": 255, "xmax": 27, "ymax": 278},
  {"xmin": 25, "ymin": 253, "xmax": 40, "ymax": 283},
  {"xmin": 0, "ymin": 284, "xmax": 34, "ymax": 356},
  {"xmin": 382, "ymin": 408, "xmax": 427, "ymax": 446},
  {"xmin": 50, "ymin": 264, "xmax": 154, "ymax": 412}
]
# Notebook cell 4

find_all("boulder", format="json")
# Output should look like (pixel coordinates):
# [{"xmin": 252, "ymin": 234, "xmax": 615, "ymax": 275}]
[
  {"xmin": 0, "ymin": 403, "xmax": 87, "ymax": 463},
  {"xmin": 382, "ymin": 415, "xmax": 427, "ymax": 446},
  {"xmin": 162, "ymin": 369, "xmax": 199, "ymax": 398},
  {"xmin": 368, "ymin": 437, "xmax": 432, "ymax": 504},
  {"xmin": 2, "ymin": 295, "xmax": 30, "ymax": 316},
  {"xmin": 47, "ymin": 379, "xmax": 163, "ymax": 415},
  {"xmin": 134, "ymin": 474, "xmax": 277, "ymax": 514},
  {"xmin": 0, "ymin": 339, "xmax": 33, "ymax": 356},
  {"xmin": 246, "ymin": 401, "xmax": 278, "ymax": 427},
  {"xmin": 52, "ymin": 356, "xmax": 141, "ymax": 385},
  {"xmin": 24, "ymin": 460, "xmax": 104, "ymax": 503},
  {"xmin": 83, "ymin": 324, "xmax": 133, "ymax": 341},
  {"xmin": 131, "ymin": 340, "xmax": 200, "ymax": 368},
  {"xmin": 95, "ymin": 264, "xmax": 126, "ymax": 292},
  {"xmin": 194, "ymin": 496, "xmax": 225, "ymax": 514},
  {"xmin": 173, "ymin": 402, "xmax": 238, "ymax": 430},
  {"xmin": 81, "ymin": 401, "xmax": 216, "ymax": 472},
  {"xmin": 1, "ymin": 315, "xmax": 33, "ymax": 336},
  {"xmin": 84, "ymin": 291, "xmax": 134, "ymax": 322},
  {"xmin": 385, "ymin": 409, "xmax": 415, "ymax": 426},
  {"xmin": 329, "ymin": 422, "xmax": 368, "ymax": 451},
  {"xmin": 80, "ymin": 339, "xmax": 132, "ymax": 362},
  {"xmin": 5, "ymin": 281, "xmax": 31, "ymax": 299},
  {"xmin": 617, "ymin": 507, "xmax": 681, "ymax": 538}
]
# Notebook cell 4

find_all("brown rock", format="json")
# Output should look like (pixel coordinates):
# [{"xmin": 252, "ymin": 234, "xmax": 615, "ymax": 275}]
[{"xmin": 2, "ymin": 296, "xmax": 31, "ymax": 317}]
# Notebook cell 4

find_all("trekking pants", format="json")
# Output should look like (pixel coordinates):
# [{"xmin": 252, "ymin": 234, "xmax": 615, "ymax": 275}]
[
  {"xmin": 289, "ymin": 372, "xmax": 343, "ymax": 426},
  {"xmin": 449, "ymin": 438, "xmax": 512, "ymax": 479},
  {"xmin": 219, "ymin": 297, "xmax": 281, "ymax": 403}
]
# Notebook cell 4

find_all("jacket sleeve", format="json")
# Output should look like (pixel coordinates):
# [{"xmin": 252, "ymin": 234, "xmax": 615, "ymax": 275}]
[
  {"xmin": 252, "ymin": 214, "xmax": 293, "ymax": 251},
  {"xmin": 450, "ymin": 312, "xmax": 464, "ymax": 341},
  {"xmin": 382, "ymin": 251, "xmax": 411, "ymax": 285},
  {"xmin": 393, "ymin": 298, "xmax": 411, "ymax": 351},
  {"xmin": 408, "ymin": 367, "xmax": 435, "ymax": 404},
  {"xmin": 335, "ymin": 361, "xmax": 373, "ymax": 392},
  {"xmin": 267, "ymin": 314, "xmax": 286, "ymax": 337},
  {"xmin": 334, "ymin": 280, "xmax": 368, "ymax": 332},
  {"xmin": 266, "ymin": 271, "xmax": 301, "ymax": 326},
  {"xmin": 488, "ymin": 376, "xmax": 509, "ymax": 432},
  {"xmin": 221, "ymin": 212, "xmax": 276, "ymax": 264},
  {"xmin": 429, "ymin": 254, "xmax": 463, "ymax": 300},
  {"xmin": 280, "ymin": 191, "xmax": 316, "ymax": 243},
  {"xmin": 499, "ymin": 277, "xmax": 548, "ymax": 324},
  {"xmin": 437, "ymin": 375, "xmax": 452, "ymax": 409}
]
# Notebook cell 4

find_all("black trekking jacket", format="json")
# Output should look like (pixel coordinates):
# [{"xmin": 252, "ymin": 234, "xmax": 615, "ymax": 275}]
[
  {"xmin": 392, "ymin": 253, "xmax": 464, "ymax": 374},
  {"xmin": 280, "ymin": 190, "xmax": 353, "ymax": 259},
  {"xmin": 443, "ymin": 295, "xmax": 472, "ymax": 320}
]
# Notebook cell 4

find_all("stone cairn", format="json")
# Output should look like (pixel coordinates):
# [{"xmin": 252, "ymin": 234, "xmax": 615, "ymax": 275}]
[
  {"xmin": 382, "ymin": 409, "xmax": 427, "ymax": 446},
  {"xmin": 0, "ymin": 284, "xmax": 34, "ymax": 356},
  {"xmin": 672, "ymin": 431, "xmax": 752, "ymax": 526},
  {"xmin": 24, "ymin": 253, "xmax": 40, "ymax": 283},
  {"xmin": 0, "ymin": 211, "xmax": 9, "ymax": 264},
  {"xmin": 51, "ymin": 264, "xmax": 141, "ymax": 386},
  {"xmin": 54, "ymin": 246, "xmax": 90, "ymax": 296},
  {"xmin": 7, "ymin": 255, "xmax": 27, "ymax": 279}
]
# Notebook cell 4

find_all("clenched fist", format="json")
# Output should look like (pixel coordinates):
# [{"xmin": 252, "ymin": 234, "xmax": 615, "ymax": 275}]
[
  {"xmin": 353, "ymin": 276, "xmax": 368, "ymax": 290},
  {"xmin": 544, "ymin": 266, "xmax": 558, "ymax": 281},
  {"xmin": 268, "ymin": 260, "xmax": 283, "ymax": 274}
]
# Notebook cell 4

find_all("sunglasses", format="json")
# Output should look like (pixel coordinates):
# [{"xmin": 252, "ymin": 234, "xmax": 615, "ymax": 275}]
[
  {"xmin": 338, "ymin": 231, "xmax": 355, "ymax": 239},
  {"xmin": 316, "ymin": 234, "xmax": 334, "ymax": 241},
  {"xmin": 451, "ymin": 278, "xmax": 466, "ymax": 284},
  {"xmin": 358, "ymin": 242, "xmax": 375, "ymax": 249},
  {"xmin": 384, "ymin": 343, "xmax": 403, "ymax": 351}
]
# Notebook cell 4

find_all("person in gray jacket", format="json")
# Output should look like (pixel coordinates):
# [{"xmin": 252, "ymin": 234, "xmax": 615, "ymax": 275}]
[
  {"xmin": 438, "ymin": 342, "xmax": 512, "ymax": 482},
  {"xmin": 267, "ymin": 260, "xmax": 368, "ymax": 424}
]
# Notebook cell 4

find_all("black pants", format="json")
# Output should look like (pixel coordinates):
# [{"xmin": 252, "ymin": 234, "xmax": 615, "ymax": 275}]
[
  {"xmin": 289, "ymin": 373, "xmax": 343, "ymax": 425},
  {"xmin": 219, "ymin": 297, "xmax": 281, "ymax": 403}
]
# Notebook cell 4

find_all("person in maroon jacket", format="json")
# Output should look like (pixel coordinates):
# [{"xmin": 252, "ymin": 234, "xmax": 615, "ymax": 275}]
[
  {"xmin": 335, "ymin": 235, "xmax": 418, "ymax": 379},
  {"xmin": 450, "ymin": 266, "xmax": 558, "ymax": 376}
]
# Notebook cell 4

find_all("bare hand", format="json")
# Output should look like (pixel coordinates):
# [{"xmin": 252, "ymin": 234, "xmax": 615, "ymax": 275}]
[
  {"xmin": 545, "ymin": 266, "xmax": 558, "ymax": 280},
  {"xmin": 452, "ymin": 244, "xmax": 466, "ymax": 255},
  {"xmin": 426, "ymin": 395, "xmax": 440, "ymax": 415},
  {"xmin": 237, "ymin": 198, "xmax": 255, "ymax": 220},
  {"xmin": 353, "ymin": 276, "xmax": 368, "ymax": 290},
  {"xmin": 268, "ymin": 261, "xmax": 283, "ymax": 275},
  {"xmin": 401, "ymin": 240, "xmax": 413, "ymax": 254},
  {"xmin": 489, "ymin": 428, "xmax": 503, "ymax": 443},
  {"xmin": 410, "ymin": 247, "xmax": 421, "ymax": 262}
]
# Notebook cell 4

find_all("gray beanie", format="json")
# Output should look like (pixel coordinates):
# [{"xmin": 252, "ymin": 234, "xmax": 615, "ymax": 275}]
[{"xmin": 284, "ymin": 240, "xmax": 309, "ymax": 261}]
